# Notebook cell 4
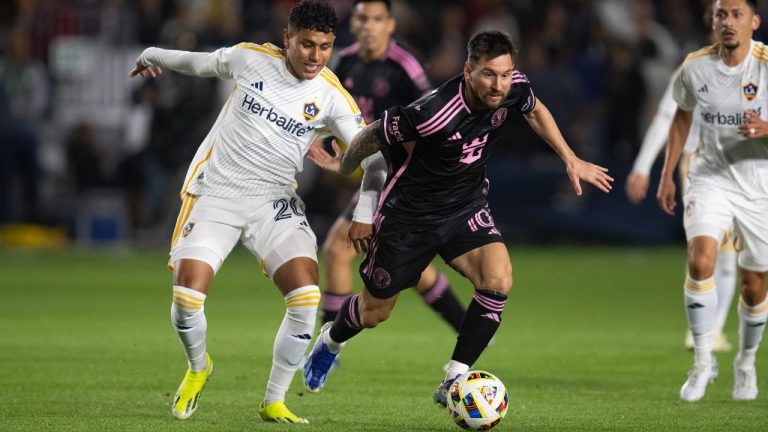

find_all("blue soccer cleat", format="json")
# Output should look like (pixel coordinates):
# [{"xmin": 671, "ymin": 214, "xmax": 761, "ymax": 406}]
[
  {"xmin": 303, "ymin": 322, "xmax": 340, "ymax": 392},
  {"xmin": 433, "ymin": 373, "xmax": 460, "ymax": 407}
]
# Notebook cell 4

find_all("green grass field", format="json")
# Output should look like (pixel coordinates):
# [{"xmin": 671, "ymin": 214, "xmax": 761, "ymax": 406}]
[{"xmin": 1, "ymin": 246, "xmax": 765, "ymax": 431}]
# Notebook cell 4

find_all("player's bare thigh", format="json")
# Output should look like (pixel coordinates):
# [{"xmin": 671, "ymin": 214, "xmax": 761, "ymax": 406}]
[
  {"xmin": 173, "ymin": 259, "xmax": 215, "ymax": 295},
  {"xmin": 273, "ymin": 256, "xmax": 319, "ymax": 296},
  {"xmin": 448, "ymin": 242, "xmax": 512, "ymax": 294}
]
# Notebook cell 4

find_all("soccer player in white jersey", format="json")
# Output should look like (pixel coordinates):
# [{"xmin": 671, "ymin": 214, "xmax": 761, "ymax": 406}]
[
  {"xmin": 657, "ymin": 0, "xmax": 768, "ymax": 402},
  {"xmin": 627, "ymin": 71, "xmax": 738, "ymax": 353},
  {"xmin": 129, "ymin": 0, "xmax": 363, "ymax": 423}
]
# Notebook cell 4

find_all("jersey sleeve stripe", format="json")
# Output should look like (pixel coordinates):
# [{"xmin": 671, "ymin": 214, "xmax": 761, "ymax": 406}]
[
  {"xmin": 416, "ymin": 92, "xmax": 462, "ymax": 133},
  {"xmin": 387, "ymin": 42, "xmax": 428, "ymax": 84},
  {"xmin": 382, "ymin": 110, "xmax": 392, "ymax": 145},
  {"xmin": 320, "ymin": 68, "xmax": 361, "ymax": 114},
  {"xmin": 179, "ymin": 85, "xmax": 238, "ymax": 197},
  {"xmin": 235, "ymin": 42, "xmax": 283, "ymax": 59},
  {"xmin": 683, "ymin": 44, "xmax": 718, "ymax": 64}
]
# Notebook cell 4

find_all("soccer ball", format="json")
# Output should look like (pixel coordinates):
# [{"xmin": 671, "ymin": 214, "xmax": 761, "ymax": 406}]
[{"xmin": 446, "ymin": 370, "xmax": 508, "ymax": 430}]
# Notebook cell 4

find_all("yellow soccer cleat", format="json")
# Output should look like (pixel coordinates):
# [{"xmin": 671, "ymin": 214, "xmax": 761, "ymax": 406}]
[
  {"xmin": 171, "ymin": 353, "xmax": 213, "ymax": 419},
  {"xmin": 259, "ymin": 401, "xmax": 309, "ymax": 424}
]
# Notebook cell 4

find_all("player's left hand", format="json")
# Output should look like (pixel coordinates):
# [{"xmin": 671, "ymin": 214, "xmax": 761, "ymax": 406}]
[
  {"xmin": 566, "ymin": 158, "xmax": 613, "ymax": 195},
  {"xmin": 347, "ymin": 221, "xmax": 373, "ymax": 254},
  {"xmin": 307, "ymin": 139, "xmax": 343, "ymax": 172},
  {"xmin": 738, "ymin": 110, "xmax": 765, "ymax": 139},
  {"xmin": 129, "ymin": 58, "xmax": 163, "ymax": 79}
]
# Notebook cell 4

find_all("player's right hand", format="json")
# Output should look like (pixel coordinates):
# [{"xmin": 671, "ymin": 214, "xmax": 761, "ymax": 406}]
[
  {"xmin": 656, "ymin": 176, "xmax": 677, "ymax": 216},
  {"xmin": 129, "ymin": 58, "xmax": 163, "ymax": 79},
  {"xmin": 625, "ymin": 172, "xmax": 650, "ymax": 204},
  {"xmin": 347, "ymin": 221, "xmax": 373, "ymax": 254}
]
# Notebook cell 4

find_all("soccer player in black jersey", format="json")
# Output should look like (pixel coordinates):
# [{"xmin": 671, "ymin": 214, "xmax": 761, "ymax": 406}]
[
  {"xmin": 303, "ymin": 30, "xmax": 614, "ymax": 405},
  {"xmin": 313, "ymin": 0, "xmax": 466, "ymax": 335}
]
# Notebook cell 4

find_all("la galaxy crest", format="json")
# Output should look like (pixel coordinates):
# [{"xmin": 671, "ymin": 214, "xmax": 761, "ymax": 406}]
[
  {"xmin": 182, "ymin": 222, "xmax": 195, "ymax": 237},
  {"xmin": 303, "ymin": 101, "xmax": 321, "ymax": 121},
  {"xmin": 743, "ymin": 82, "xmax": 758, "ymax": 101}
]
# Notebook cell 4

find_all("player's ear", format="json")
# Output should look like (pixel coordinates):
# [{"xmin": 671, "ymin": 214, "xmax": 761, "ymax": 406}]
[
  {"xmin": 283, "ymin": 28, "xmax": 291, "ymax": 49},
  {"xmin": 388, "ymin": 16, "xmax": 396, "ymax": 35},
  {"xmin": 751, "ymin": 13, "xmax": 760, "ymax": 32},
  {"xmin": 463, "ymin": 62, "xmax": 472, "ymax": 80}
]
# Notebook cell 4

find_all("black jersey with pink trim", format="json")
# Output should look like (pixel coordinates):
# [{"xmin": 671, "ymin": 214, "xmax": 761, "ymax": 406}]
[
  {"xmin": 335, "ymin": 40, "xmax": 431, "ymax": 124},
  {"xmin": 374, "ymin": 72, "xmax": 536, "ymax": 222}
]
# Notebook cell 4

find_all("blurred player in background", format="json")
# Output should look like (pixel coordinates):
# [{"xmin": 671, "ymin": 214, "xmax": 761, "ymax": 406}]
[
  {"xmin": 303, "ymin": 29, "xmax": 613, "ymax": 405},
  {"xmin": 627, "ymin": 68, "xmax": 737, "ymax": 352},
  {"xmin": 657, "ymin": 0, "xmax": 768, "ymax": 402},
  {"xmin": 129, "ymin": 0, "xmax": 362, "ymax": 423},
  {"xmin": 315, "ymin": 0, "xmax": 466, "ymax": 335}
]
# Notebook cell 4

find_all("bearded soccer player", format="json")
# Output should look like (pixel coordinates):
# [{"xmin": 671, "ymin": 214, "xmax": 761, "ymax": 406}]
[
  {"xmin": 310, "ymin": 0, "xmax": 466, "ymax": 336},
  {"xmin": 130, "ymin": 0, "xmax": 363, "ymax": 423},
  {"xmin": 302, "ymin": 29, "xmax": 613, "ymax": 405}
]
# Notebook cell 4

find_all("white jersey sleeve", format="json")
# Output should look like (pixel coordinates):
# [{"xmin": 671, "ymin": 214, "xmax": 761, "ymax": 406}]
[
  {"xmin": 673, "ymin": 60, "xmax": 697, "ymax": 112},
  {"xmin": 139, "ymin": 46, "xmax": 246, "ymax": 80},
  {"xmin": 633, "ymin": 76, "xmax": 678, "ymax": 175}
]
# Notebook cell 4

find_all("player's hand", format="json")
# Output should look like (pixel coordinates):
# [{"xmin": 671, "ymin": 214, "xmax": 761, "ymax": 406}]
[
  {"xmin": 129, "ymin": 58, "xmax": 163, "ymax": 79},
  {"xmin": 565, "ymin": 157, "xmax": 613, "ymax": 195},
  {"xmin": 738, "ymin": 110, "xmax": 765, "ymax": 139},
  {"xmin": 307, "ymin": 139, "xmax": 343, "ymax": 173},
  {"xmin": 656, "ymin": 175, "xmax": 677, "ymax": 216},
  {"xmin": 625, "ymin": 172, "xmax": 650, "ymax": 204},
  {"xmin": 347, "ymin": 221, "xmax": 373, "ymax": 254}
]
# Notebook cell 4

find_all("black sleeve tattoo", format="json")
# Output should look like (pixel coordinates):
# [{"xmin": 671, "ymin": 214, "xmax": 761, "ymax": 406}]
[{"xmin": 340, "ymin": 120, "xmax": 383, "ymax": 175}]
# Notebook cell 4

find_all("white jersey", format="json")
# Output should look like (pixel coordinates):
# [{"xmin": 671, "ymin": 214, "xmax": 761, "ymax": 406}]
[
  {"xmin": 674, "ymin": 40, "xmax": 768, "ymax": 198},
  {"xmin": 140, "ymin": 43, "xmax": 363, "ymax": 199},
  {"xmin": 632, "ymin": 70, "xmax": 700, "ymax": 176}
]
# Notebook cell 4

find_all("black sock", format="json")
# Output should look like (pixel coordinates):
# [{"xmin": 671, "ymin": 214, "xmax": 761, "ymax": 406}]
[
  {"xmin": 451, "ymin": 289, "xmax": 507, "ymax": 366},
  {"xmin": 329, "ymin": 294, "xmax": 365, "ymax": 343},
  {"xmin": 321, "ymin": 292, "xmax": 348, "ymax": 323},
  {"xmin": 421, "ymin": 273, "xmax": 465, "ymax": 332}
]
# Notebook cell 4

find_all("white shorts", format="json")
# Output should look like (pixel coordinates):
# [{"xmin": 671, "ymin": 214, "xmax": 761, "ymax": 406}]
[
  {"xmin": 683, "ymin": 182, "xmax": 768, "ymax": 272},
  {"xmin": 169, "ymin": 193, "xmax": 317, "ymax": 276}
]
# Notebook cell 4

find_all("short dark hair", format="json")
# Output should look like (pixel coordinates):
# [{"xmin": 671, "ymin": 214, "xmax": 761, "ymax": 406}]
[
  {"xmin": 467, "ymin": 30, "xmax": 518, "ymax": 65},
  {"xmin": 353, "ymin": 0, "xmax": 392, "ymax": 12},
  {"xmin": 715, "ymin": 0, "xmax": 758, "ymax": 13},
  {"xmin": 289, "ymin": 0, "xmax": 338, "ymax": 34}
]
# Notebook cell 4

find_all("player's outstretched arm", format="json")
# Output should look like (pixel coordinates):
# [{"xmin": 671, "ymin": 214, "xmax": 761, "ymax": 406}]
[
  {"xmin": 129, "ymin": 47, "xmax": 235, "ymax": 80},
  {"xmin": 340, "ymin": 120, "xmax": 382, "ymax": 175},
  {"xmin": 523, "ymin": 99, "xmax": 613, "ymax": 195},
  {"xmin": 656, "ymin": 107, "xmax": 692, "ymax": 216}
]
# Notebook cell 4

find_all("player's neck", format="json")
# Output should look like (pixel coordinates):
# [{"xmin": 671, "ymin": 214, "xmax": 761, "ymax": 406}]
[
  {"xmin": 360, "ymin": 41, "xmax": 390, "ymax": 62},
  {"xmin": 719, "ymin": 39, "xmax": 752, "ymax": 67}
]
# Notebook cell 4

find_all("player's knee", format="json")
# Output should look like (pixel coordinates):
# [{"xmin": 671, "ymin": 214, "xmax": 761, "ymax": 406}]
[
  {"xmin": 687, "ymin": 255, "xmax": 715, "ymax": 280},
  {"xmin": 481, "ymin": 273, "xmax": 512, "ymax": 294},
  {"xmin": 322, "ymin": 235, "xmax": 353, "ymax": 264},
  {"xmin": 740, "ymin": 270, "xmax": 766, "ymax": 297}
]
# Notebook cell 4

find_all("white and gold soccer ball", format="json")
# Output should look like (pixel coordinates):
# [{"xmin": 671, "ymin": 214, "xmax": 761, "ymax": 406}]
[{"xmin": 446, "ymin": 370, "xmax": 508, "ymax": 430}]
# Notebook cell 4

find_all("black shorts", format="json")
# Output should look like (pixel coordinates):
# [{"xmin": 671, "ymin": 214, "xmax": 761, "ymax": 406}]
[{"xmin": 359, "ymin": 203, "xmax": 504, "ymax": 299}]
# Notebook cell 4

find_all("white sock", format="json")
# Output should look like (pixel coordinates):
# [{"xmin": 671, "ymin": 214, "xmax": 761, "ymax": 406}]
[
  {"xmin": 264, "ymin": 285, "xmax": 320, "ymax": 404},
  {"xmin": 321, "ymin": 326, "xmax": 344, "ymax": 353},
  {"xmin": 171, "ymin": 286, "xmax": 208, "ymax": 372},
  {"xmin": 736, "ymin": 296, "xmax": 768, "ymax": 367},
  {"xmin": 443, "ymin": 360, "xmax": 469, "ymax": 383},
  {"xmin": 684, "ymin": 275, "xmax": 717, "ymax": 363},
  {"xmin": 714, "ymin": 248, "xmax": 738, "ymax": 332}
]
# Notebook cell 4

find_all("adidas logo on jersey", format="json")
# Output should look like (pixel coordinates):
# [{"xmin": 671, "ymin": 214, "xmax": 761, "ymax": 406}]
[
  {"xmin": 698, "ymin": 84, "xmax": 708, "ymax": 93},
  {"xmin": 251, "ymin": 81, "xmax": 264, "ymax": 91}
]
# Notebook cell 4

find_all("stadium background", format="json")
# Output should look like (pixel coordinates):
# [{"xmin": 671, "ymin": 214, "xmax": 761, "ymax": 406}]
[
  {"xmin": 2, "ymin": 0, "xmax": 766, "ymax": 247},
  {"xmin": 3, "ymin": 2, "xmax": 768, "ymax": 431}
]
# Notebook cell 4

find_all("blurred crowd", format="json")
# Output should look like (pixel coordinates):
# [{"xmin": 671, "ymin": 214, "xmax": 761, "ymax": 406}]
[{"xmin": 0, "ymin": 0, "xmax": 766, "ymax": 244}]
